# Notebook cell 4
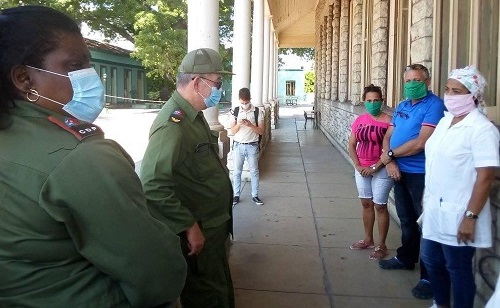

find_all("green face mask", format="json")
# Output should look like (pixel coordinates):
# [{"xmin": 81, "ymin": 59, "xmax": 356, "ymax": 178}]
[
  {"xmin": 364, "ymin": 101, "xmax": 382, "ymax": 116},
  {"xmin": 404, "ymin": 80, "xmax": 428, "ymax": 100}
]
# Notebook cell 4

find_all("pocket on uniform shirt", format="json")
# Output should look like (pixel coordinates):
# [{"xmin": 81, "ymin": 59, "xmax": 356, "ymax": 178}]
[{"xmin": 437, "ymin": 201, "xmax": 464, "ymax": 237}]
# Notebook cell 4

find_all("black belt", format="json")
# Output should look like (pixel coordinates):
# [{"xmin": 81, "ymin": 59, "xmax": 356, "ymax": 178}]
[{"xmin": 236, "ymin": 141, "xmax": 258, "ymax": 145}]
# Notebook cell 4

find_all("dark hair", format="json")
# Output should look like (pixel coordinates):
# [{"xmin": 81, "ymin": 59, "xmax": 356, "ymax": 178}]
[
  {"xmin": 362, "ymin": 84, "xmax": 383, "ymax": 100},
  {"xmin": 405, "ymin": 64, "xmax": 430, "ymax": 80},
  {"xmin": 239, "ymin": 87, "xmax": 251, "ymax": 101},
  {"xmin": 0, "ymin": 6, "xmax": 81, "ymax": 114}
]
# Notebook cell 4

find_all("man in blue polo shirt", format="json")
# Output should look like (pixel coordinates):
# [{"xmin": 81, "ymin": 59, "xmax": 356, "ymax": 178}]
[{"xmin": 379, "ymin": 64, "xmax": 445, "ymax": 300}]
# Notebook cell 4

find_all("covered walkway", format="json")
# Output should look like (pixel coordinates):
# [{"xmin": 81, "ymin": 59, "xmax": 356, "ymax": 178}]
[
  {"xmin": 95, "ymin": 105, "xmax": 432, "ymax": 307},
  {"xmin": 229, "ymin": 104, "xmax": 430, "ymax": 308}
]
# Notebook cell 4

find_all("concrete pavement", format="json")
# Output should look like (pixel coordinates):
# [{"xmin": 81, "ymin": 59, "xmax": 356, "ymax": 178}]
[
  {"xmin": 229, "ymin": 104, "xmax": 433, "ymax": 308},
  {"xmin": 94, "ymin": 105, "xmax": 433, "ymax": 308}
]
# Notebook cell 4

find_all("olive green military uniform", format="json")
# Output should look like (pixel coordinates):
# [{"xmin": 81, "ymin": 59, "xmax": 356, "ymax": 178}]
[
  {"xmin": 0, "ymin": 100, "xmax": 187, "ymax": 307},
  {"xmin": 140, "ymin": 91, "xmax": 234, "ymax": 308}
]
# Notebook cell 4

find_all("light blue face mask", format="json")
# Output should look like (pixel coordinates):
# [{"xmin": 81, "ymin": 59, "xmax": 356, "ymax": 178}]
[
  {"xmin": 26, "ymin": 66, "xmax": 105, "ymax": 122},
  {"xmin": 199, "ymin": 78, "xmax": 222, "ymax": 108}
]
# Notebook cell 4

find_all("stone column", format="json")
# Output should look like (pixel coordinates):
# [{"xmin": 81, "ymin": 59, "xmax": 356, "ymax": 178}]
[
  {"xmin": 338, "ymin": 0, "xmax": 350, "ymax": 102},
  {"xmin": 269, "ymin": 32, "xmax": 275, "ymax": 102},
  {"xmin": 372, "ymin": 0, "xmax": 389, "ymax": 95},
  {"xmin": 251, "ymin": 0, "xmax": 264, "ymax": 107},
  {"xmin": 231, "ymin": 0, "xmax": 251, "ymax": 107},
  {"xmin": 187, "ymin": 0, "xmax": 228, "ymax": 163},
  {"xmin": 262, "ymin": 15, "xmax": 271, "ymax": 105},
  {"xmin": 187, "ymin": 0, "xmax": 223, "ymax": 131},
  {"xmin": 351, "ymin": 0, "xmax": 363, "ymax": 104},
  {"xmin": 331, "ymin": 1, "xmax": 341, "ymax": 101},
  {"xmin": 227, "ymin": 0, "xmax": 252, "ymax": 174},
  {"xmin": 325, "ymin": 5, "xmax": 333, "ymax": 100},
  {"xmin": 410, "ymin": 0, "xmax": 434, "ymax": 69},
  {"xmin": 321, "ymin": 21, "xmax": 327, "ymax": 99}
]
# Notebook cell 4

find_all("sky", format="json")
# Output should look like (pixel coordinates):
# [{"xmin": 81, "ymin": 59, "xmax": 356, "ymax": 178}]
[{"xmin": 81, "ymin": 23, "xmax": 135, "ymax": 51}]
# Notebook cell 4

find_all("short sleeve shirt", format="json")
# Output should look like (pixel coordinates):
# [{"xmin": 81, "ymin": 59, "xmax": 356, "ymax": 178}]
[
  {"xmin": 422, "ymin": 109, "xmax": 500, "ymax": 247},
  {"xmin": 233, "ymin": 105, "xmax": 265, "ymax": 143},
  {"xmin": 350, "ymin": 113, "xmax": 390, "ymax": 167},
  {"xmin": 390, "ymin": 91, "xmax": 445, "ymax": 173}
]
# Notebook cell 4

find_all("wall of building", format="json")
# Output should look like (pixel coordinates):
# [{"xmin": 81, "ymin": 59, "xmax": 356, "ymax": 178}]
[
  {"xmin": 277, "ymin": 69, "xmax": 306, "ymax": 101},
  {"xmin": 90, "ymin": 49, "xmax": 147, "ymax": 105},
  {"xmin": 314, "ymin": 0, "xmax": 500, "ymax": 305}
]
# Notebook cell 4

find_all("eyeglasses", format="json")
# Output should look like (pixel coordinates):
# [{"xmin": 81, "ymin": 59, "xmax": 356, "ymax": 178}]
[
  {"xmin": 196, "ymin": 76, "xmax": 223, "ymax": 90},
  {"xmin": 405, "ymin": 64, "xmax": 430, "ymax": 76},
  {"xmin": 396, "ymin": 111, "xmax": 410, "ymax": 119}
]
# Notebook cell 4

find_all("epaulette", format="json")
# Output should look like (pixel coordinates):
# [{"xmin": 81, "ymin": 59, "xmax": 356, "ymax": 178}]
[
  {"xmin": 169, "ymin": 109, "xmax": 184, "ymax": 123},
  {"xmin": 48, "ymin": 115, "xmax": 104, "ymax": 141}
]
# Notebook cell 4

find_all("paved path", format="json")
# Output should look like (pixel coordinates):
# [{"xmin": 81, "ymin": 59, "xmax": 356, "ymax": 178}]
[
  {"xmin": 94, "ymin": 105, "xmax": 432, "ymax": 307},
  {"xmin": 229, "ymin": 106, "xmax": 432, "ymax": 308}
]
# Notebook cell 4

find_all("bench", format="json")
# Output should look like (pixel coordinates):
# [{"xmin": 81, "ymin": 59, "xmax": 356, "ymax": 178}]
[
  {"xmin": 285, "ymin": 96, "xmax": 298, "ymax": 105},
  {"xmin": 304, "ymin": 110, "xmax": 317, "ymax": 129}
]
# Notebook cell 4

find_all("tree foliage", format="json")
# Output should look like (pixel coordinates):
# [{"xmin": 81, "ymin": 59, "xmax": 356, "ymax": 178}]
[
  {"xmin": 304, "ymin": 71, "xmax": 315, "ymax": 93},
  {"xmin": 1, "ymin": 0, "xmax": 234, "ymax": 98},
  {"xmin": 278, "ymin": 48, "xmax": 314, "ymax": 67}
]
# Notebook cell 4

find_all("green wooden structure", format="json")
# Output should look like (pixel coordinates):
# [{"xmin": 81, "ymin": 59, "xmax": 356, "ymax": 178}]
[{"xmin": 86, "ymin": 38, "xmax": 147, "ymax": 107}]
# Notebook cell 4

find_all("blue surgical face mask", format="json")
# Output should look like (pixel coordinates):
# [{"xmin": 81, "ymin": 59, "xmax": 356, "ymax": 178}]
[
  {"xmin": 26, "ymin": 66, "xmax": 105, "ymax": 122},
  {"xmin": 198, "ymin": 78, "xmax": 222, "ymax": 108}
]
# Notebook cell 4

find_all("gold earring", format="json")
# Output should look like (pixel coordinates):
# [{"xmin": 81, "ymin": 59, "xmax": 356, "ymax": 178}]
[{"xmin": 26, "ymin": 89, "xmax": 40, "ymax": 102}]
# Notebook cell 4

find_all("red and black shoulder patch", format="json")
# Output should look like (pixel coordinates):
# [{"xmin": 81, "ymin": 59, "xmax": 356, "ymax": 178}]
[
  {"xmin": 48, "ymin": 115, "xmax": 104, "ymax": 141},
  {"xmin": 168, "ymin": 109, "xmax": 184, "ymax": 124}
]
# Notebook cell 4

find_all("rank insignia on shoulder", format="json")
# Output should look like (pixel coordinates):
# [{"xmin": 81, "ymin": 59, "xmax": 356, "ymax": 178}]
[
  {"xmin": 48, "ymin": 115, "xmax": 104, "ymax": 141},
  {"xmin": 169, "ymin": 109, "xmax": 184, "ymax": 123}
]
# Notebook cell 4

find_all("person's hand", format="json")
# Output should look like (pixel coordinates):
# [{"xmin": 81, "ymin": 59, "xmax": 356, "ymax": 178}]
[
  {"xmin": 240, "ymin": 119, "xmax": 253, "ymax": 127},
  {"xmin": 355, "ymin": 165, "xmax": 366, "ymax": 176},
  {"xmin": 380, "ymin": 152, "xmax": 391, "ymax": 165},
  {"xmin": 457, "ymin": 218, "xmax": 476, "ymax": 245},
  {"xmin": 385, "ymin": 161, "xmax": 401, "ymax": 181},
  {"xmin": 186, "ymin": 223, "xmax": 205, "ymax": 256}
]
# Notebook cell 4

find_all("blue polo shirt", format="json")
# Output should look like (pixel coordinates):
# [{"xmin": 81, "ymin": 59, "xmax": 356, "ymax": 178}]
[{"xmin": 390, "ymin": 91, "xmax": 445, "ymax": 173}]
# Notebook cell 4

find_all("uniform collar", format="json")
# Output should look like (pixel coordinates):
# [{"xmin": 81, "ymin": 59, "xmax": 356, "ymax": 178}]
[
  {"xmin": 402, "ymin": 90, "xmax": 434, "ymax": 106},
  {"xmin": 11, "ymin": 99, "xmax": 53, "ymax": 118},
  {"xmin": 444, "ymin": 108, "xmax": 482, "ymax": 127},
  {"xmin": 171, "ymin": 91, "xmax": 200, "ymax": 123}
]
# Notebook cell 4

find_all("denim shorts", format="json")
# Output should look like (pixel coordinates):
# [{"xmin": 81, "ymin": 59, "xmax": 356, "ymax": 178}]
[{"xmin": 354, "ymin": 167, "xmax": 394, "ymax": 205}]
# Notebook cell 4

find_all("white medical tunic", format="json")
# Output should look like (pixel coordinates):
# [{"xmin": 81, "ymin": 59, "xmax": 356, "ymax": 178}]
[{"xmin": 422, "ymin": 108, "xmax": 499, "ymax": 247}]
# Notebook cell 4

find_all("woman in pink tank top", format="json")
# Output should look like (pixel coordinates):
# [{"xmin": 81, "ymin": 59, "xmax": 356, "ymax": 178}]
[{"xmin": 348, "ymin": 84, "xmax": 394, "ymax": 260}]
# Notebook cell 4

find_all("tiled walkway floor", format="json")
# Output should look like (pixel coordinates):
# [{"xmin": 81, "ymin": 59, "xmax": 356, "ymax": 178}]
[{"xmin": 229, "ymin": 109, "xmax": 432, "ymax": 308}]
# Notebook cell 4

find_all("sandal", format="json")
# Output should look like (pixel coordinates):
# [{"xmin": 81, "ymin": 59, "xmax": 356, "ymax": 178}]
[
  {"xmin": 369, "ymin": 246, "xmax": 388, "ymax": 260},
  {"xmin": 349, "ymin": 240, "xmax": 374, "ymax": 250}
]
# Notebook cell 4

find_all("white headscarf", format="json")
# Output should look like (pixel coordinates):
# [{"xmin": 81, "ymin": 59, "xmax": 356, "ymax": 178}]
[{"xmin": 448, "ymin": 65, "xmax": 487, "ymax": 103}]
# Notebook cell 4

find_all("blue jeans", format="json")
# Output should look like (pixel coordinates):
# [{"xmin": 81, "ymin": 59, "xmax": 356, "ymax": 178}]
[
  {"xmin": 232, "ymin": 142, "xmax": 259, "ymax": 198},
  {"xmin": 421, "ymin": 239, "xmax": 476, "ymax": 308},
  {"xmin": 393, "ymin": 172, "xmax": 428, "ymax": 279}
]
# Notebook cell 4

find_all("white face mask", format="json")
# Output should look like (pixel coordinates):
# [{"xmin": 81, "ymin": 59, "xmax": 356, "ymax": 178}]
[
  {"xmin": 240, "ymin": 103, "xmax": 251, "ymax": 110},
  {"xmin": 26, "ymin": 66, "xmax": 105, "ymax": 122}
]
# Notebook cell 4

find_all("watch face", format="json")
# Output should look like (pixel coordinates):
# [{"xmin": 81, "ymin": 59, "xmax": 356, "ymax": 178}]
[{"xmin": 466, "ymin": 211, "xmax": 478, "ymax": 219}]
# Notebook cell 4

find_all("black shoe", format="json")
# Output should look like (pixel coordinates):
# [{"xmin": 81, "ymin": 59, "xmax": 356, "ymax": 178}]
[
  {"xmin": 252, "ymin": 196, "xmax": 264, "ymax": 205},
  {"xmin": 232, "ymin": 196, "xmax": 240, "ymax": 205},
  {"xmin": 412, "ymin": 279, "xmax": 433, "ymax": 299},
  {"xmin": 379, "ymin": 257, "xmax": 414, "ymax": 270}
]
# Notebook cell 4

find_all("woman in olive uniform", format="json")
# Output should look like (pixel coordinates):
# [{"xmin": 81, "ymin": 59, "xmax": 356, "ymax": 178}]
[{"xmin": 0, "ymin": 6, "xmax": 186, "ymax": 307}]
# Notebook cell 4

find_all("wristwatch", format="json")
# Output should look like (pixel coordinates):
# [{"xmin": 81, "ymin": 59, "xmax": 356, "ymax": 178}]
[
  {"xmin": 371, "ymin": 166, "xmax": 377, "ymax": 171},
  {"xmin": 465, "ymin": 210, "xmax": 478, "ymax": 219},
  {"xmin": 387, "ymin": 149, "xmax": 395, "ymax": 158}
]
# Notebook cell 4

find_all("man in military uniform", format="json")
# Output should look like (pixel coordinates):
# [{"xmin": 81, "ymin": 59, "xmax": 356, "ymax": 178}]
[{"xmin": 140, "ymin": 48, "xmax": 234, "ymax": 308}]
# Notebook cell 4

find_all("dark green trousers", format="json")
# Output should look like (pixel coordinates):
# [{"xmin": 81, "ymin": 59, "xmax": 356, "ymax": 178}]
[{"xmin": 180, "ymin": 222, "xmax": 234, "ymax": 308}]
